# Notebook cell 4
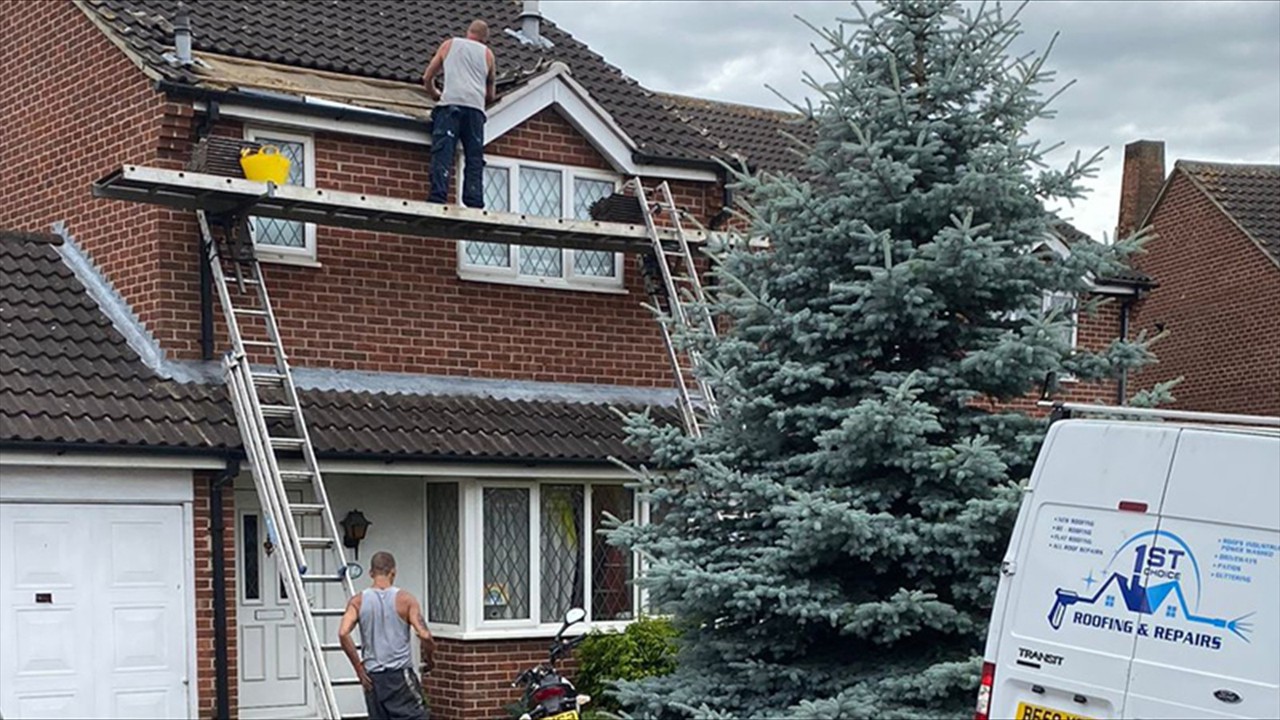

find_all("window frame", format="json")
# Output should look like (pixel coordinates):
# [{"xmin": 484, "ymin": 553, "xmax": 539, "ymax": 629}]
[
  {"xmin": 457, "ymin": 157, "xmax": 625, "ymax": 293},
  {"xmin": 426, "ymin": 478, "xmax": 643, "ymax": 639},
  {"xmin": 243, "ymin": 126, "xmax": 318, "ymax": 265}
]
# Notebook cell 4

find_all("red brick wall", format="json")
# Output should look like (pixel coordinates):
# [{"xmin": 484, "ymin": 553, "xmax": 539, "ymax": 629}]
[
  {"xmin": 0, "ymin": 0, "xmax": 194, "ymax": 346},
  {"xmin": 1129, "ymin": 171, "xmax": 1280, "ymax": 415},
  {"xmin": 425, "ymin": 637, "xmax": 579, "ymax": 720},
  {"xmin": 193, "ymin": 473, "xmax": 239, "ymax": 719},
  {"xmin": 990, "ymin": 295, "xmax": 1126, "ymax": 414}
]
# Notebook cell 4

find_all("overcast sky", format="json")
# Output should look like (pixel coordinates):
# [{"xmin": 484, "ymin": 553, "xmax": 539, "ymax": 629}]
[{"xmin": 543, "ymin": 0, "xmax": 1280, "ymax": 242}]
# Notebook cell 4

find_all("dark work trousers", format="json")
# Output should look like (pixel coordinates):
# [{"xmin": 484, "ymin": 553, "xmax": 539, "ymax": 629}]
[
  {"xmin": 428, "ymin": 104, "xmax": 485, "ymax": 208},
  {"xmin": 364, "ymin": 666, "xmax": 428, "ymax": 720}
]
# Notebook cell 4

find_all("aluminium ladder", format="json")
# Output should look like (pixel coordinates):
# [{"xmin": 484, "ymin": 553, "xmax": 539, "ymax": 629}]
[
  {"xmin": 196, "ymin": 210, "xmax": 362, "ymax": 720},
  {"xmin": 627, "ymin": 179, "xmax": 720, "ymax": 437}
]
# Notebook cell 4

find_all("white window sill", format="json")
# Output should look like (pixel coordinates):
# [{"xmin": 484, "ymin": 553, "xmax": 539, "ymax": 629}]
[
  {"xmin": 427, "ymin": 619, "xmax": 634, "ymax": 641},
  {"xmin": 255, "ymin": 251, "xmax": 322, "ymax": 269},
  {"xmin": 458, "ymin": 268, "xmax": 627, "ymax": 295}
]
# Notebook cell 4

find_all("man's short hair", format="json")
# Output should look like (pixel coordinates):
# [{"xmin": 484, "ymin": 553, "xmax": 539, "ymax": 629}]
[
  {"xmin": 370, "ymin": 551, "xmax": 397, "ymax": 577},
  {"xmin": 468, "ymin": 20, "xmax": 489, "ymax": 41}
]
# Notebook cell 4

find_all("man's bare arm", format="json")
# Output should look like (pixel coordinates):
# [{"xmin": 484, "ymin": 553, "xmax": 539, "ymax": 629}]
[
  {"xmin": 485, "ymin": 49, "xmax": 497, "ymax": 104},
  {"xmin": 403, "ymin": 593, "xmax": 436, "ymax": 671},
  {"xmin": 422, "ymin": 39, "xmax": 451, "ymax": 101},
  {"xmin": 338, "ymin": 593, "xmax": 371, "ymax": 691}
]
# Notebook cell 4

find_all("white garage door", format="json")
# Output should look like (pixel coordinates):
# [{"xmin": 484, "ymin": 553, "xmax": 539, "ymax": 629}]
[{"xmin": 0, "ymin": 504, "xmax": 189, "ymax": 719}]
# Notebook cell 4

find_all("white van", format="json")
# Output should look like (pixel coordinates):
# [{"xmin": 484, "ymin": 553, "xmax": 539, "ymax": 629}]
[{"xmin": 976, "ymin": 404, "xmax": 1280, "ymax": 720}]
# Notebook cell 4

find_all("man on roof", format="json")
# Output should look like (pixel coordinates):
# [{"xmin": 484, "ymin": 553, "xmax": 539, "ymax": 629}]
[{"xmin": 423, "ymin": 20, "xmax": 497, "ymax": 208}]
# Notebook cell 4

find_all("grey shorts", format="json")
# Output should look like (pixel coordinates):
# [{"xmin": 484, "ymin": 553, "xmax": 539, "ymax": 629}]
[{"xmin": 365, "ymin": 666, "xmax": 428, "ymax": 720}]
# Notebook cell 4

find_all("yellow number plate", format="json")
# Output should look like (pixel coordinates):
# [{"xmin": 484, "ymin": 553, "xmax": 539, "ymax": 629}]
[
  {"xmin": 544, "ymin": 712, "xmax": 578, "ymax": 720},
  {"xmin": 1015, "ymin": 701, "xmax": 1094, "ymax": 720}
]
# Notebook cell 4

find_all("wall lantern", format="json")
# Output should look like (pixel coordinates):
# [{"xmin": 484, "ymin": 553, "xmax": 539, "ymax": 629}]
[{"xmin": 341, "ymin": 509, "xmax": 371, "ymax": 559}]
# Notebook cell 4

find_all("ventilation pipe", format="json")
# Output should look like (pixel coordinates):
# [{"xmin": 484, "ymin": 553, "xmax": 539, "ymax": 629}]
[
  {"xmin": 519, "ymin": 0, "xmax": 543, "ymax": 43},
  {"xmin": 173, "ymin": 3, "xmax": 193, "ymax": 65}
]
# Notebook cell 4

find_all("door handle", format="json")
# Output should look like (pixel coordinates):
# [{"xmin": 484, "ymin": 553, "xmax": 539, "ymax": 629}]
[{"xmin": 1213, "ymin": 689, "xmax": 1242, "ymax": 704}]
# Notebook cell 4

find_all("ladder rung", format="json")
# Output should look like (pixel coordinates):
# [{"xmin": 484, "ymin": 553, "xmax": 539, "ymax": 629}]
[
  {"xmin": 300, "ymin": 574, "xmax": 347, "ymax": 583},
  {"xmin": 252, "ymin": 372, "xmax": 286, "ymax": 386},
  {"xmin": 260, "ymin": 404, "xmax": 296, "ymax": 418},
  {"xmin": 241, "ymin": 340, "xmax": 277, "ymax": 348},
  {"xmin": 299, "ymin": 537, "xmax": 335, "ymax": 549},
  {"xmin": 279, "ymin": 471, "xmax": 314, "ymax": 483},
  {"xmin": 270, "ymin": 436, "xmax": 306, "ymax": 449},
  {"xmin": 223, "ymin": 276, "xmax": 259, "ymax": 286},
  {"xmin": 311, "ymin": 604, "xmax": 348, "ymax": 617},
  {"xmin": 291, "ymin": 503, "xmax": 326, "ymax": 514},
  {"xmin": 331, "ymin": 678, "xmax": 364, "ymax": 687},
  {"xmin": 234, "ymin": 308, "xmax": 269, "ymax": 317}
]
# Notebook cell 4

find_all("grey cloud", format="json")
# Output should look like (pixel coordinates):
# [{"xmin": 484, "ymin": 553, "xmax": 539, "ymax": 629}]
[{"xmin": 543, "ymin": 0, "xmax": 1279, "ymax": 242}]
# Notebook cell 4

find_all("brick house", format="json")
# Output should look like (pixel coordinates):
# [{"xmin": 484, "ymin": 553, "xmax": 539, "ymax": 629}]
[
  {"xmin": 0, "ymin": 2, "xmax": 805, "ymax": 718},
  {"xmin": 0, "ymin": 2, "xmax": 1152, "ymax": 719},
  {"xmin": 1113, "ymin": 140, "xmax": 1280, "ymax": 416}
]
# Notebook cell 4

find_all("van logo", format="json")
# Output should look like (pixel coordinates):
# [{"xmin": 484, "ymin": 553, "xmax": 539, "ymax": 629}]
[
  {"xmin": 1047, "ymin": 530, "xmax": 1256, "ymax": 651},
  {"xmin": 1213, "ymin": 689, "xmax": 1242, "ymax": 704}
]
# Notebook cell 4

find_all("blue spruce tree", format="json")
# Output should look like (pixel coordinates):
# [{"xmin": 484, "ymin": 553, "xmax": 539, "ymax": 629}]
[{"xmin": 610, "ymin": 2, "xmax": 1158, "ymax": 718}]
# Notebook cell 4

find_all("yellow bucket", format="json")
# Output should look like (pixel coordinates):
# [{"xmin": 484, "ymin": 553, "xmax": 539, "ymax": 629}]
[{"xmin": 239, "ymin": 145, "xmax": 291, "ymax": 185}]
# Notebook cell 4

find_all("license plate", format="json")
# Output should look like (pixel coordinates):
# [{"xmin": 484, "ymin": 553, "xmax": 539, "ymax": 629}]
[
  {"xmin": 544, "ymin": 712, "xmax": 578, "ymax": 720},
  {"xmin": 1015, "ymin": 701, "xmax": 1094, "ymax": 720}
]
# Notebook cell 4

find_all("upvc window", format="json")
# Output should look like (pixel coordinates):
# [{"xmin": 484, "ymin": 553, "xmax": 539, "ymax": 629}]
[
  {"xmin": 458, "ymin": 158, "xmax": 623, "ymax": 292},
  {"xmin": 243, "ymin": 127, "xmax": 317, "ymax": 265},
  {"xmin": 1043, "ymin": 291, "xmax": 1079, "ymax": 350},
  {"xmin": 425, "ymin": 479, "xmax": 640, "ymax": 637}
]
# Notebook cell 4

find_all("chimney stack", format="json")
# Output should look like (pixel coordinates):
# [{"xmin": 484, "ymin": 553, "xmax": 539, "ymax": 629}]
[
  {"xmin": 173, "ymin": 3, "xmax": 193, "ymax": 65},
  {"xmin": 519, "ymin": 0, "xmax": 542, "ymax": 44},
  {"xmin": 1116, "ymin": 140, "xmax": 1166, "ymax": 239}
]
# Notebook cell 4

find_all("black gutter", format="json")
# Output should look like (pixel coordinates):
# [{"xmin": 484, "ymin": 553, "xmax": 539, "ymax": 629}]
[
  {"xmin": 155, "ymin": 80, "xmax": 427, "ymax": 133},
  {"xmin": 631, "ymin": 150, "xmax": 724, "ymax": 173},
  {"xmin": 210, "ymin": 457, "xmax": 240, "ymax": 720}
]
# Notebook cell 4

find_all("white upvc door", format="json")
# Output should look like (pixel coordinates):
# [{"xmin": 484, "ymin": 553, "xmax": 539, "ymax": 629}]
[
  {"xmin": 235, "ymin": 489, "xmax": 316, "ymax": 719},
  {"xmin": 0, "ymin": 503, "xmax": 189, "ymax": 719}
]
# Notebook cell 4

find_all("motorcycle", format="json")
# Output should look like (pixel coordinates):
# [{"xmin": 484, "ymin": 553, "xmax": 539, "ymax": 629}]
[{"xmin": 511, "ymin": 607, "xmax": 592, "ymax": 720}]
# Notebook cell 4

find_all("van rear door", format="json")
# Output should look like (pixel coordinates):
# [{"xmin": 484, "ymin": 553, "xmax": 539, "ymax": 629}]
[
  {"xmin": 990, "ymin": 421, "xmax": 1179, "ymax": 720},
  {"xmin": 1123, "ymin": 429, "xmax": 1280, "ymax": 719}
]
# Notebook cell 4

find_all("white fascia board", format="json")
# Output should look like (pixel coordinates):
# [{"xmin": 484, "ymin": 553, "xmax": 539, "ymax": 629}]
[
  {"xmin": 0, "ymin": 450, "xmax": 226, "ymax": 471},
  {"xmin": 198, "ymin": 100, "xmax": 430, "ymax": 146},
  {"xmin": 317, "ymin": 459, "xmax": 633, "ymax": 480},
  {"xmin": 198, "ymin": 75, "xmax": 717, "ymax": 182}
]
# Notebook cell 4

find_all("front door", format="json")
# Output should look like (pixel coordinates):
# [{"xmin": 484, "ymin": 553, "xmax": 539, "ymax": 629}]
[{"xmin": 236, "ymin": 489, "xmax": 315, "ymax": 719}]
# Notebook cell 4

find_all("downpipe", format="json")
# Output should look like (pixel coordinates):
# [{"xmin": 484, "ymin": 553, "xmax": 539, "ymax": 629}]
[{"xmin": 210, "ymin": 456, "xmax": 240, "ymax": 720}]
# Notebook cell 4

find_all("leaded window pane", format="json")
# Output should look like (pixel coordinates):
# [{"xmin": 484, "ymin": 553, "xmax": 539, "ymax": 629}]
[
  {"xmin": 591, "ymin": 485, "xmax": 635, "ymax": 621},
  {"xmin": 1043, "ymin": 292, "xmax": 1078, "ymax": 348},
  {"xmin": 518, "ymin": 167, "xmax": 564, "ymax": 277},
  {"xmin": 464, "ymin": 167, "xmax": 512, "ymax": 267},
  {"xmin": 483, "ymin": 488, "xmax": 530, "ymax": 620},
  {"xmin": 573, "ymin": 178, "xmax": 616, "ymax": 277},
  {"xmin": 252, "ymin": 137, "xmax": 307, "ymax": 248},
  {"xmin": 426, "ymin": 483, "xmax": 461, "ymax": 624},
  {"xmin": 540, "ymin": 485, "xmax": 584, "ymax": 623}
]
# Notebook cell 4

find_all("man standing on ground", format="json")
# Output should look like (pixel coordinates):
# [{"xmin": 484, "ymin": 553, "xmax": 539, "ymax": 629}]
[
  {"xmin": 423, "ymin": 20, "xmax": 496, "ymax": 207},
  {"xmin": 339, "ymin": 551, "xmax": 436, "ymax": 720}
]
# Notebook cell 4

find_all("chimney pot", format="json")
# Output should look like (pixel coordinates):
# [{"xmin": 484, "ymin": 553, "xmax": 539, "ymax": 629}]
[{"xmin": 1116, "ymin": 139, "xmax": 1166, "ymax": 240}]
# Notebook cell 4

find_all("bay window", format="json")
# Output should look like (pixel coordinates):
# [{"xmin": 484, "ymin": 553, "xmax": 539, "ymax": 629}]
[
  {"xmin": 458, "ymin": 159, "xmax": 623, "ymax": 291},
  {"xmin": 424, "ymin": 479, "xmax": 640, "ymax": 637}
]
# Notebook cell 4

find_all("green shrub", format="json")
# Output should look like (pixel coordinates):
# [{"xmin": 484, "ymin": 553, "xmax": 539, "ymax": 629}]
[{"xmin": 575, "ymin": 616, "xmax": 678, "ymax": 715}]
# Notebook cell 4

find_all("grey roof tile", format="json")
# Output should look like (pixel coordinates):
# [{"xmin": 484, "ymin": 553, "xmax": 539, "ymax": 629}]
[
  {"xmin": 1, "ymin": 230, "xmax": 669, "ymax": 461},
  {"xmin": 658, "ymin": 92, "xmax": 815, "ymax": 175}
]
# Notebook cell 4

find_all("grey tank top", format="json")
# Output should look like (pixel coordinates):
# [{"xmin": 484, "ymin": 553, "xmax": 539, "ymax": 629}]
[
  {"xmin": 439, "ymin": 37, "xmax": 489, "ymax": 112},
  {"xmin": 359, "ymin": 586, "xmax": 411, "ymax": 672}
]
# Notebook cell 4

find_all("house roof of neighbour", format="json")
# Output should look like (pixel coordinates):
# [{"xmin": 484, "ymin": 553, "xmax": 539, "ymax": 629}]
[
  {"xmin": 0, "ymin": 230, "xmax": 665, "ymax": 463},
  {"xmin": 1048, "ymin": 221, "xmax": 1155, "ymax": 288},
  {"xmin": 1174, "ymin": 160, "xmax": 1280, "ymax": 267},
  {"xmin": 78, "ymin": 0, "xmax": 724, "ymax": 165},
  {"xmin": 658, "ymin": 93, "xmax": 815, "ymax": 175}
]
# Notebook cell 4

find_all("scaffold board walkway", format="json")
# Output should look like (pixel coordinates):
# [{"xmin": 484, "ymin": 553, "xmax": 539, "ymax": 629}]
[{"xmin": 92, "ymin": 165, "xmax": 711, "ymax": 254}]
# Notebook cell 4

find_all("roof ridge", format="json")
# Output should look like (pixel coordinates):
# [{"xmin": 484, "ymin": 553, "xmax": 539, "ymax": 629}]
[
  {"xmin": 1176, "ymin": 159, "xmax": 1280, "ymax": 174},
  {"xmin": 657, "ymin": 91, "xmax": 805, "ymax": 119}
]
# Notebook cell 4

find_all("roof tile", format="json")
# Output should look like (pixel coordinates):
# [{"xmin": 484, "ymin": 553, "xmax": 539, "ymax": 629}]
[{"xmin": 1177, "ymin": 160, "xmax": 1280, "ymax": 265}]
